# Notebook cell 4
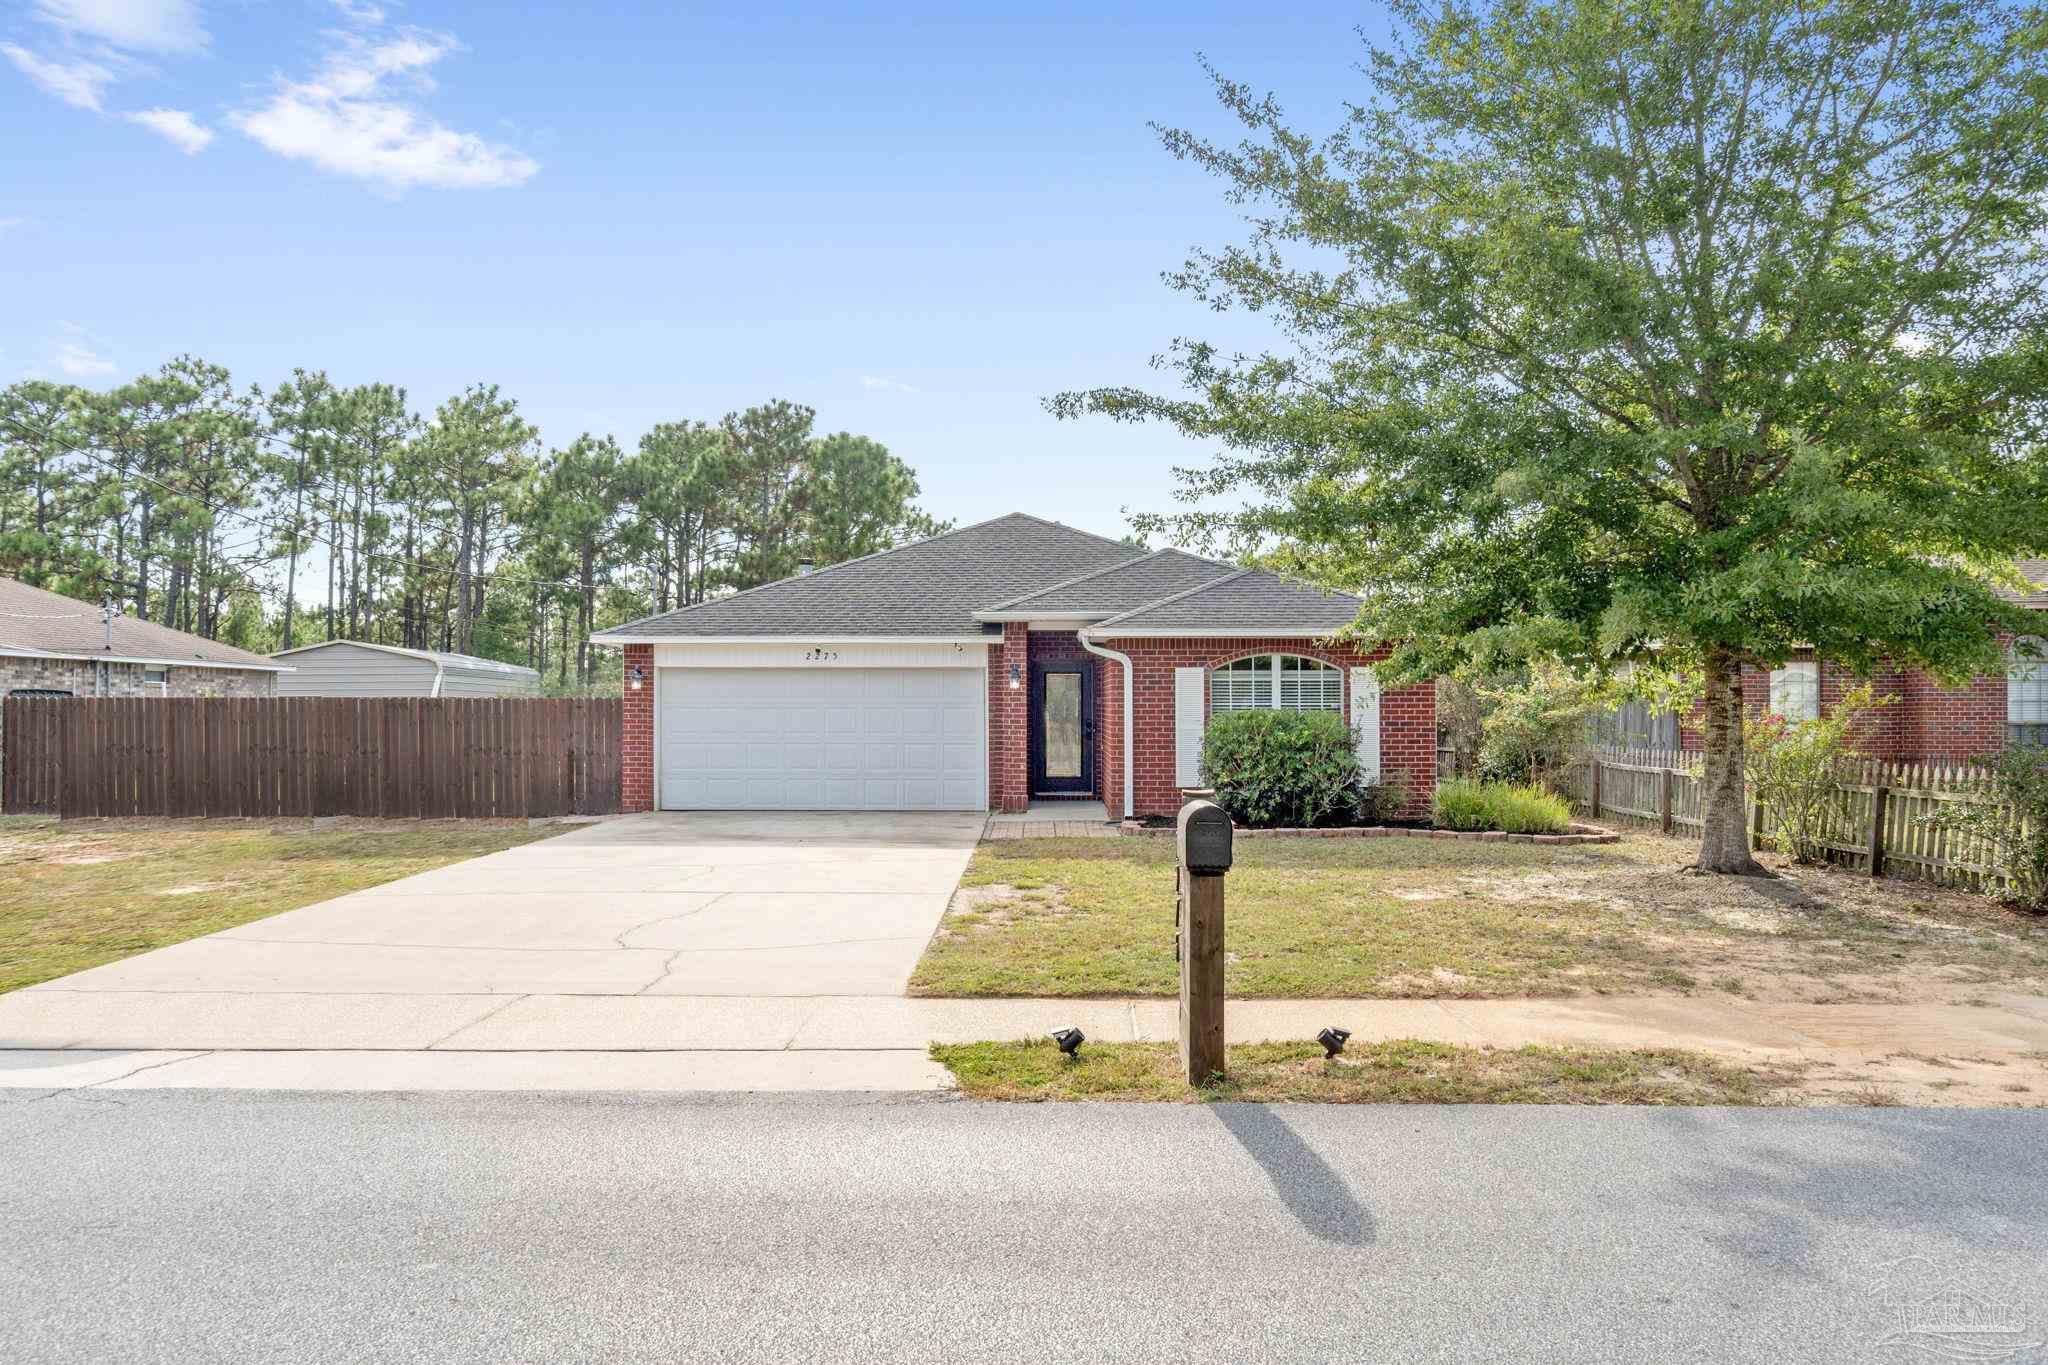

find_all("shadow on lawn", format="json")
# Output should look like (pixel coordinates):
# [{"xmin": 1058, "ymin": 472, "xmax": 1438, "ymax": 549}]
[{"xmin": 1213, "ymin": 1102, "xmax": 1375, "ymax": 1247}]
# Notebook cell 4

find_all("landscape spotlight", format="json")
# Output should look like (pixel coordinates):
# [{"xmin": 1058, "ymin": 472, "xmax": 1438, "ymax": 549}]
[
  {"xmin": 1051, "ymin": 1027, "xmax": 1085, "ymax": 1057},
  {"xmin": 1317, "ymin": 1026, "xmax": 1351, "ymax": 1058}
]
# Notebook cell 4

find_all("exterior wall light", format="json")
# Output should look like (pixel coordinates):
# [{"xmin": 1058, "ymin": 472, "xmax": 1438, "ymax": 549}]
[
  {"xmin": 628, "ymin": 665, "xmax": 646, "ymax": 691},
  {"xmin": 1008, "ymin": 662, "xmax": 1022, "ymax": 690}
]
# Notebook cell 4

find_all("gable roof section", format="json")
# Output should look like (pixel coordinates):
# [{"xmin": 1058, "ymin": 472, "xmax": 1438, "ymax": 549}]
[
  {"xmin": 593, "ymin": 513, "xmax": 1146, "ymax": 640},
  {"xmin": 1088, "ymin": 567, "xmax": 1364, "ymax": 636},
  {"xmin": 0, "ymin": 575, "xmax": 285, "ymax": 671},
  {"xmin": 976, "ymin": 548, "xmax": 1240, "ymax": 618},
  {"xmin": 2005, "ymin": 559, "xmax": 2048, "ymax": 611}
]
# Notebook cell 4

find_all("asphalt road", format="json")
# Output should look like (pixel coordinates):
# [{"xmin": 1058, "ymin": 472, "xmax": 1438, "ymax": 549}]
[{"xmin": 4, "ymin": 1089, "xmax": 2044, "ymax": 1364}]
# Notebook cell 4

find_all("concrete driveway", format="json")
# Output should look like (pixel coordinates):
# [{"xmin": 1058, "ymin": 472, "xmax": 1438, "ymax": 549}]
[{"xmin": 0, "ymin": 812, "xmax": 983, "ymax": 1058}]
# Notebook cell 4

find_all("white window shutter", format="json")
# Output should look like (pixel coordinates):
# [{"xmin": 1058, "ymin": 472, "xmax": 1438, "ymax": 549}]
[
  {"xmin": 1174, "ymin": 667, "xmax": 1205, "ymax": 787},
  {"xmin": 1350, "ymin": 666, "xmax": 1381, "ymax": 784}
]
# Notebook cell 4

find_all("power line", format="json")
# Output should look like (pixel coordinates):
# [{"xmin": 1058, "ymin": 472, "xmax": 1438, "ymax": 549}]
[{"xmin": 0, "ymin": 410, "xmax": 592, "ymax": 597}]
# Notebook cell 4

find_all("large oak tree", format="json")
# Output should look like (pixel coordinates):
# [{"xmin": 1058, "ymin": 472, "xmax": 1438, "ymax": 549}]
[{"xmin": 1058, "ymin": 0, "xmax": 2048, "ymax": 873}]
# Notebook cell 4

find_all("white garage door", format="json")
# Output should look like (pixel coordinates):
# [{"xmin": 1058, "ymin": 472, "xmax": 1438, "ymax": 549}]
[{"xmin": 659, "ymin": 667, "xmax": 986, "ymax": 811}]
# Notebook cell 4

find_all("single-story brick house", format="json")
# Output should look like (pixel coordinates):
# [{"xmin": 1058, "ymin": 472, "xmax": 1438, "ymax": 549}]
[
  {"xmin": 0, "ymin": 575, "xmax": 286, "ymax": 700},
  {"xmin": 1649, "ymin": 560, "xmax": 2046, "ymax": 759},
  {"xmin": 591, "ymin": 514, "xmax": 1433, "ymax": 818}
]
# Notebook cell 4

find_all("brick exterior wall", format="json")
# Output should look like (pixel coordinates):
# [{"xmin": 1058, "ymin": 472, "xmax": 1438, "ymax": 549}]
[
  {"xmin": 988, "ymin": 623, "xmax": 1030, "ymax": 813},
  {"xmin": 1675, "ymin": 642, "xmax": 2016, "ymax": 761},
  {"xmin": 0, "ymin": 656, "xmax": 275, "ymax": 698},
  {"xmin": 1095, "ymin": 635, "xmax": 1436, "ymax": 820},
  {"xmin": 621, "ymin": 643, "xmax": 654, "ymax": 812}
]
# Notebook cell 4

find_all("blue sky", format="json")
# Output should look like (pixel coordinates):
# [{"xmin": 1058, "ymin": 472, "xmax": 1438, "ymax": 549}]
[{"xmin": 3, "ymin": 1, "xmax": 1390, "ymax": 541}]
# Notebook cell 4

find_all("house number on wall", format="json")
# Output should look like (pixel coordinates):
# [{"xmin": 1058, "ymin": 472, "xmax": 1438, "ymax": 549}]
[{"xmin": 804, "ymin": 648, "xmax": 840, "ymax": 663}]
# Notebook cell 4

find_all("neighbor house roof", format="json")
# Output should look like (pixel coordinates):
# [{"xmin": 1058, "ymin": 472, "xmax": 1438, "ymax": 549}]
[
  {"xmin": 2004, "ymin": 559, "xmax": 2048, "ymax": 611},
  {"xmin": 592, "ymin": 513, "xmax": 1147, "ymax": 640},
  {"xmin": 0, "ymin": 576, "xmax": 287, "ymax": 671},
  {"xmin": 975, "ymin": 548, "xmax": 1240, "ymax": 619},
  {"xmin": 1088, "ymin": 568, "xmax": 1363, "ymax": 636},
  {"xmin": 270, "ymin": 639, "xmax": 540, "ymax": 676}
]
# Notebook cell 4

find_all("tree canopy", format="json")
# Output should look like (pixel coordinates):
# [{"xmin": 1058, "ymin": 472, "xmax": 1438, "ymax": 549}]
[
  {"xmin": 0, "ymin": 365, "xmax": 948, "ymax": 691},
  {"xmin": 1057, "ymin": 0, "xmax": 2048, "ymax": 871}
]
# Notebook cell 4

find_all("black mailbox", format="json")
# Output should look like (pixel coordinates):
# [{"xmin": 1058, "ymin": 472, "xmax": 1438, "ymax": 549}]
[{"xmin": 1176, "ymin": 799, "xmax": 1234, "ymax": 875}]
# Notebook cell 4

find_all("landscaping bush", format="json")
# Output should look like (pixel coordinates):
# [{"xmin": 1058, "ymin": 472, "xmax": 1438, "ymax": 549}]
[
  {"xmin": 1746, "ymin": 683, "xmax": 1890, "ymax": 864},
  {"xmin": 1433, "ymin": 778, "xmax": 1573, "ymax": 834},
  {"xmin": 1356, "ymin": 769, "xmax": 1411, "ymax": 825},
  {"xmin": 1474, "ymin": 664, "xmax": 1601, "ymax": 789},
  {"xmin": 1201, "ymin": 709, "xmax": 1362, "ymax": 828},
  {"xmin": 1921, "ymin": 747, "xmax": 2048, "ymax": 911}
]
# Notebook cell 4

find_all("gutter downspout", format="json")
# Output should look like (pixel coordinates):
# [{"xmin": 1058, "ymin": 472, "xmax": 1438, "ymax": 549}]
[
  {"xmin": 430, "ymin": 660, "xmax": 445, "ymax": 698},
  {"xmin": 1077, "ymin": 631, "xmax": 1134, "ymax": 820}
]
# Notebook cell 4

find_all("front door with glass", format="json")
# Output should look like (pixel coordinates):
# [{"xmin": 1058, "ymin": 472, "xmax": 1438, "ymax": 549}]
[{"xmin": 1029, "ymin": 661, "xmax": 1093, "ymax": 795}]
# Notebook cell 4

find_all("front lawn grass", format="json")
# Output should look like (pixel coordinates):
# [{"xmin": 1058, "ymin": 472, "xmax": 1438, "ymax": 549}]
[
  {"xmin": 0, "ymin": 816, "xmax": 563, "ymax": 993},
  {"xmin": 908, "ymin": 833, "xmax": 2048, "ymax": 1000},
  {"xmin": 931, "ymin": 1038, "xmax": 1796, "ymax": 1104}
]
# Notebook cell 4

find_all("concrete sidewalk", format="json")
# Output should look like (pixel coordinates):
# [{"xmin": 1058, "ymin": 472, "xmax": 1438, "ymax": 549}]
[{"xmin": 5, "ymin": 990, "xmax": 2046, "ymax": 1093}]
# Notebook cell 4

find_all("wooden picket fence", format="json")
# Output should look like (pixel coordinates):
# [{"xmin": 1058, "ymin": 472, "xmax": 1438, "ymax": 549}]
[
  {"xmin": 1, "ymin": 696, "xmax": 622, "ymax": 819},
  {"xmin": 1571, "ymin": 746, "xmax": 2019, "ymax": 892}
]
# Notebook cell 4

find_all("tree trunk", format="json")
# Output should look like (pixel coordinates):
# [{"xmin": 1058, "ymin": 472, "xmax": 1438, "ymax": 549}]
[{"xmin": 1695, "ymin": 646, "xmax": 1764, "ymax": 875}]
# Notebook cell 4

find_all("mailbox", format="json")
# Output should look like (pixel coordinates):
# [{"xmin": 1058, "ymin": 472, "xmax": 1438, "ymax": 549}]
[{"xmin": 1176, "ymin": 799, "xmax": 1234, "ymax": 875}]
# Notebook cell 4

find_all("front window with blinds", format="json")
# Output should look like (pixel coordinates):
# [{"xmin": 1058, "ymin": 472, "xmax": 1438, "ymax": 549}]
[
  {"xmin": 1768, "ymin": 661, "xmax": 1820, "ymax": 723},
  {"xmin": 1210, "ymin": 655, "xmax": 1343, "ymax": 714},
  {"xmin": 2013, "ymin": 637, "xmax": 2048, "ymax": 748}
]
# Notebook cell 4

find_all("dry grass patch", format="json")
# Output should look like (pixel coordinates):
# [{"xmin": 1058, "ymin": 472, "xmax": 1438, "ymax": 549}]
[
  {"xmin": 0, "ymin": 816, "xmax": 564, "ymax": 993},
  {"xmin": 909, "ymin": 833, "xmax": 2048, "ymax": 1001},
  {"xmin": 932, "ymin": 1038, "xmax": 1799, "ymax": 1104}
]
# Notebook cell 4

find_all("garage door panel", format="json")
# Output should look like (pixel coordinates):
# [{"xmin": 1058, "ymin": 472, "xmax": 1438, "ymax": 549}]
[{"xmin": 660, "ymin": 666, "xmax": 984, "ymax": 811}]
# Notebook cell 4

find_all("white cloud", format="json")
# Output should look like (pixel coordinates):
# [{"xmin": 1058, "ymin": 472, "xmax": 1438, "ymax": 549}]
[
  {"xmin": 52, "ymin": 339, "xmax": 116, "ymax": 377},
  {"xmin": 32, "ymin": 0, "xmax": 206, "ymax": 55},
  {"xmin": 231, "ymin": 29, "xmax": 539, "ymax": 191},
  {"xmin": 329, "ymin": 0, "xmax": 386, "ymax": 25},
  {"xmin": 124, "ymin": 106, "xmax": 211, "ymax": 153},
  {"xmin": 0, "ymin": 217, "xmax": 25, "ymax": 231},
  {"xmin": 860, "ymin": 375, "xmax": 920, "ymax": 394},
  {"xmin": 3, "ymin": 43, "xmax": 115, "ymax": 110}
]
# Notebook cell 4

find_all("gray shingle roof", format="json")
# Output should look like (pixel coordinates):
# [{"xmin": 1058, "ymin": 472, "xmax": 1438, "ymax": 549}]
[
  {"xmin": 0, "ymin": 575, "xmax": 284, "ymax": 670},
  {"xmin": 594, "ymin": 514, "xmax": 1146, "ymax": 639},
  {"xmin": 2004, "ymin": 559, "xmax": 2047, "ymax": 610},
  {"xmin": 978, "ymin": 548, "xmax": 1240, "ymax": 616},
  {"xmin": 1091, "ymin": 568, "xmax": 1363, "ymax": 635}
]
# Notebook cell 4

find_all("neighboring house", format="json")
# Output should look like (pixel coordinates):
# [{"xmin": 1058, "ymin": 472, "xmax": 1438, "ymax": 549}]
[
  {"xmin": 269, "ymin": 640, "xmax": 541, "ymax": 698},
  {"xmin": 1659, "ymin": 559, "xmax": 2047, "ymax": 760},
  {"xmin": 591, "ymin": 513, "xmax": 1433, "ymax": 818},
  {"xmin": 0, "ymin": 575, "xmax": 285, "ymax": 700}
]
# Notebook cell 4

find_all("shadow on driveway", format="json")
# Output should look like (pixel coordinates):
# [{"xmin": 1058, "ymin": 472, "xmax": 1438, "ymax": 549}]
[{"xmin": 1213, "ymin": 1102, "xmax": 1375, "ymax": 1247}]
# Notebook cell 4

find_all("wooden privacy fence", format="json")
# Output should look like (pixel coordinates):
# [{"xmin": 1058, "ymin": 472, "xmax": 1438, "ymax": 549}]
[
  {"xmin": 2, "ymin": 696, "xmax": 622, "ymax": 819},
  {"xmin": 1572, "ymin": 746, "xmax": 2019, "ymax": 893}
]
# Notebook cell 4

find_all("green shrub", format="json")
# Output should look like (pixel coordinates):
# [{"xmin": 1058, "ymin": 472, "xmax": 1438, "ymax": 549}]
[
  {"xmin": 1746, "ymin": 683, "xmax": 1891, "ymax": 863},
  {"xmin": 1201, "ymin": 710, "xmax": 1362, "ymax": 829},
  {"xmin": 1473, "ymin": 664, "xmax": 1600, "ymax": 789},
  {"xmin": 1433, "ymin": 778, "xmax": 1573, "ymax": 834},
  {"xmin": 1356, "ymin": 769, "xmax": 1412, "ymax": 825},
  {"xmin": 1921, "ymin": 747, "xmax": 2048, "ymax": 911}
]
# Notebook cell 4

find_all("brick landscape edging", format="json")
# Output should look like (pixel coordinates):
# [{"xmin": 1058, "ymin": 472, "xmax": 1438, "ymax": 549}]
[{"xmin": 1116, "ymin": 820, "xmax": 1621, "ymax": 846}]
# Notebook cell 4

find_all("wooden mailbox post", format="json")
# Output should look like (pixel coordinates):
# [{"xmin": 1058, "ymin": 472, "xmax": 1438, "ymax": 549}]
[{"xmin": 1176, "ymin": 799, "xmax": 1232, "ymax": 1084}]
